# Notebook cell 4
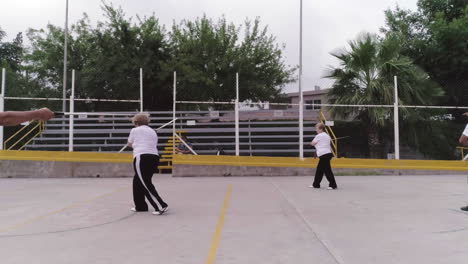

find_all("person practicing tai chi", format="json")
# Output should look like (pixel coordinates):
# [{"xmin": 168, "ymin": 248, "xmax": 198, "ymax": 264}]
[
  {"xmin": 0, "ymin": 108, "xmax": 55, "ymax": 126},
  {"xmin": 458, "ymin": 112, "xmax": 468, "ymax": 211},
  {"xmin": 127, "ymin": 113, "xmax": 168, "ymax": 215},
  {"xmin": 309, "ymin": 122, "xmax": 338, "ymax": 190}
]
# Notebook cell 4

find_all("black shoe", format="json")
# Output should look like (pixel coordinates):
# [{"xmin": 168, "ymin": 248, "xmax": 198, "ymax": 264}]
[{"xmin": 461, "ymin": 205, "xmax": 468, "ymax": 211}]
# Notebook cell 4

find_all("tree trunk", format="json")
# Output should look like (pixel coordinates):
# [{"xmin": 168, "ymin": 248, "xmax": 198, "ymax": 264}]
[{"xmin": 368, "ymin": 125, "xmax": 384, "ymax": 158}]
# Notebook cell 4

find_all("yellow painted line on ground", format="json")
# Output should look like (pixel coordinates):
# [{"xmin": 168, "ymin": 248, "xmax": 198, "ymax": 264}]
[
  {"xmin": 205, "ymin": 184, "xmax": 233, "ymax": 264},
  {"xmin": 0, "ymin": 186, "xmax": 127, "ymax": 233}
]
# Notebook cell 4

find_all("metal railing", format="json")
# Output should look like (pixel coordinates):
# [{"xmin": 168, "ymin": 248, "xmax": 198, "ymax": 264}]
[
  {"xmin": 4, "ymin": 120, "xmax": 45, "ymax": 150},
  {"xmin": 456, "ymin": 146, "xmax": 468, "ymax": 160},
  {"xmin": 24, "ymin": 111, "xmax": 318, "ymax": 157}
]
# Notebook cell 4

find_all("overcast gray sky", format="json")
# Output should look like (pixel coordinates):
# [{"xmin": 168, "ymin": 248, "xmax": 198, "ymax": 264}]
[{"xmin": 0, "ymin": 0, "xmax": 419, "ymax": 92}]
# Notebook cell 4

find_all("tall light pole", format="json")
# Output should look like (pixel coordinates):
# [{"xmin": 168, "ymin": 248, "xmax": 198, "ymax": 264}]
[
  {"xmin": 62, "ymin": 0, "xmax": 69, "ymax": 112},
  {"xmin": 298, "ymin": 0, "xmax": 304, "ymax": 159}
]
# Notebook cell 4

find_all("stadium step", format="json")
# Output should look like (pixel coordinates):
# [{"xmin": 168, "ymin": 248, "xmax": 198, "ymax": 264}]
[
  {"xmin": 158, "ymin": 165, "xmax": 173, "ymax": 172},
  {"xmin": 160, "ymin": 131, "xmax": 187, "ymax": 173}
]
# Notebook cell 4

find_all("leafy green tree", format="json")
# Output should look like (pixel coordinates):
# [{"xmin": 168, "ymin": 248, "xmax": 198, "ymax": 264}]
[
  {"xmin": 167, "ymin": 16, "xmax": 294, "ymax": 109},
  {"xmin": 382, "ymin": 0, "xmax": 468, "ymax": 109},
  {"xmin": 325, "ymin": 33, "xmax": 444, "ymax": 158},
  {"xmin": 0, "ymin": 27, "xmax": 49, "ymax": 142},
  {"xmin": 26, "ymin": 4, "xmax": 170, "ymax": 111},
  {"xmin": 25, "ymin": 5, "xmax": 294, "ymax": 111},
  {"xmin": 0, "ymin": 27, "xmax": 42, "ymax": 110},
  {"xmin": 0, "ymin": 27, "xmax": 23, "ymax": 72}
]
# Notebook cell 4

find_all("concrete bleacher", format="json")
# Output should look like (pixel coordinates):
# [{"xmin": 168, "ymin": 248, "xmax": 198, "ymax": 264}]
[{"xmin": 25, "ymin": 111, "xmax": 318, "ymax": 157}]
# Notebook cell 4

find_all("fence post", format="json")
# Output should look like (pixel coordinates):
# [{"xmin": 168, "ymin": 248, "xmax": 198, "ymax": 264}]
[
  {"xmin": 140, "ymin": 68, "xmax": 143, "ymax": 112},
  {"xmin": 394, "ymin": 76, "xmax": 400, "ymax": 160},
  {"xmin": 299, "ymin": 90, "xmax": 304, "ymax": 160},
  {"xmin": 235, "ymin": 73, "xmax": 240, "ymax": 156},
  {"xmin": 68, "ymin": 70, "xmax": 75, "ymax": 152},
  {"xmin": 173, "ymin": 71, "xmax": 176, "ymax": 156},
  {"xmin": 0, "ymin": 68, "xmax": 5, "ymax": 150}
]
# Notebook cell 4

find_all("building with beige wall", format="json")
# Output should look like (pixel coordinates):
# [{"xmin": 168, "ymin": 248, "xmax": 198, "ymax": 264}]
[
  {"xmin": 287, "ymin": 86, "xmax": 331, "ymax": 120},
  {"xmin": 200, "ymin": 86, "xmax": 331, "ymax": 121}
]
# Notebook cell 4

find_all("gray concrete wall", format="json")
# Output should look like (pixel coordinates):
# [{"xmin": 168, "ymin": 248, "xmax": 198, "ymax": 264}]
[
  {"xmin": 0, "ymin": 160, "xmax": 133, "ymax": 178},
  {"xmin": 2, "ymin": 160, "xmax": 466, "ymax": 178}
]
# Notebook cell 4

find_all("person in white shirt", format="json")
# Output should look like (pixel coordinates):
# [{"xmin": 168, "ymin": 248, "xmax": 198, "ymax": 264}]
[
  {"xmin": 309, "ymin": 122, "xmax": 338, "ymax": 190},
  {"xmin": 127, "ymin": 113, "xmax": 168, "ymax": 215},
  {"xmin": 458, "ymin": 113, "xmax": 468, "ymax": 211}
]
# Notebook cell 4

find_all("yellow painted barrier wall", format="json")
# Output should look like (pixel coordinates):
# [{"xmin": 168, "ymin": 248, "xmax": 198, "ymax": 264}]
[
  {"xmin": 2, "ymin": 150, "xmax": 468, "ymax": 171},
  {"xmin": 0, "ymin": 150, "xmax": 132, "ymax": 163},
  {"xmin": 173, "ymin": 155, "xmax": 468, "ymax": 171}
]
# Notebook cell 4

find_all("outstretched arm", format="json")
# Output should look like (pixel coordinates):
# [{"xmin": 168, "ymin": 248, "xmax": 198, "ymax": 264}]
[
  {"xmin": 0, "ymin": 108, "xmax": 55, "ymax": 126},
  {"xmin": 460, "ymin": 114, "xmax": 468, "ymax": 146},
  {"xmin": 460, "ymin": 135, "xmax": 468, "ymax": 146}
]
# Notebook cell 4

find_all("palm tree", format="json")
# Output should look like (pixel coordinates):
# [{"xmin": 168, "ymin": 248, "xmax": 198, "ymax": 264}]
[{"xmin": 325, "ymin": 33, "xmax": 443, "ymax": 158}]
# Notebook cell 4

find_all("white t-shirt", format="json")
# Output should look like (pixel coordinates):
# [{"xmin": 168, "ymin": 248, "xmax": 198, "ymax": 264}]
[
  {"xmin": 127, "ymin": 125, "xmax": 159, "ymax": 157},
  {"xmin": 312, "ymin": 132, "xmax": 332, "ymax": 157},
  {"xmin": 463, "ymin": 124, "xmax": 468, "ymax": 136}
]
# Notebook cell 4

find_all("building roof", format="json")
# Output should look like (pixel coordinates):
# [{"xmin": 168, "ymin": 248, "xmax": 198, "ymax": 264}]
[{"xmin": 287, "ymin": 88, "xmax": 330, "ymax": 97}]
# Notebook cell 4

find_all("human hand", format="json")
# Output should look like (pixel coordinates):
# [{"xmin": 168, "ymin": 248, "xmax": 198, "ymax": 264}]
[{"xmin": 33, "ymin": 108, "xmax": 55, "ymax": 121}]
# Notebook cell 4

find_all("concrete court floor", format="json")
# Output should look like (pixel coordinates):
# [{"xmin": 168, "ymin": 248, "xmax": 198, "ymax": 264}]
[{"xmin": 0, "ymin": 175, "xmax": 468, "ymax": 264}]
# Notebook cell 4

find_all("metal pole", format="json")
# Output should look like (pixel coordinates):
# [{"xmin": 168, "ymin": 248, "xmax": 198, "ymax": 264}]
[
  {"xmin": 299, "ymin": 94, "xmax": 304, "ymax": 159},
  {"xmin": 62, "ymin": 0, "xmax": 69, "ymax": 113},
  {"xmin": 235, "ymin": 73, "xmax": 240, "ymax": 156},
  {"xmin": 140, "ymin": 68, "xmax": 143, "ymax": 112},
  {"xmin": 1, "ymin": 68, "xmax": 5, "ymax": 97},
  {"xmin": 173, "ymin": 71, "xmax": 176, "ymax": 156},
  {"xmin": 68, "ymin": 70, "xmax": 75, "ymax": 152},
  {"xmin": 248, "ymin": 118, "xmax": 252, "ymax": 156},
  {"xmin": 298, "ymin": 0, "xmax": 304, "ymax": 159},
  {"xmin": 394, "ymin": 76, "xmax": 400, "ymax": 160},
  {"xmin": 0, "ymin": 68, "xmax": 6, "ymax": 150}
]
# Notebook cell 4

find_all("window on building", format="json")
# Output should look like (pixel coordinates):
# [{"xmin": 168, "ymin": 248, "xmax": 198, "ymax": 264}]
[
  {"xmin": 313, "ymin": 99, "xmax": 321, "ymax": 110},
  {"xmin": 305, "ymin": 100, "xmax": 321, "ymax": 110}
]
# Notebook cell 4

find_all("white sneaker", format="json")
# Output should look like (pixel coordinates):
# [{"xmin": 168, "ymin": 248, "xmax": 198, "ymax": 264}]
[
  {"xmin": 153, "ymin": 206, "xmax": 169, "ymax": 215},
  {"xmin": 131, "ymin": 207, "xmax": 149, "ymax": 212},
  {"xmin": 327, "ymin": 187, "xmax": 337, "ymax": 190}
]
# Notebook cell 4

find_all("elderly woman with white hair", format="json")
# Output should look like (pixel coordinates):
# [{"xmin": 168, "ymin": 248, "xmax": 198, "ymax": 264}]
[
  {"xmin": 127, "ymin": 113, "xmax": 168, "ymax": 215},
  {"xmin": 310, "ymin": 122, "xmax": 338, "ymax": 190}
]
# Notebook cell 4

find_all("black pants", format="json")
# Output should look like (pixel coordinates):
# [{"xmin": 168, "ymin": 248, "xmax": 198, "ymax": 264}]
[
  {"xmin": 313, "ymin": 153, "xmax": 337, "ymax": 188},
  {"xmin": 133, "ymin": 154, "xmax": 167, "ymax": 211}
]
